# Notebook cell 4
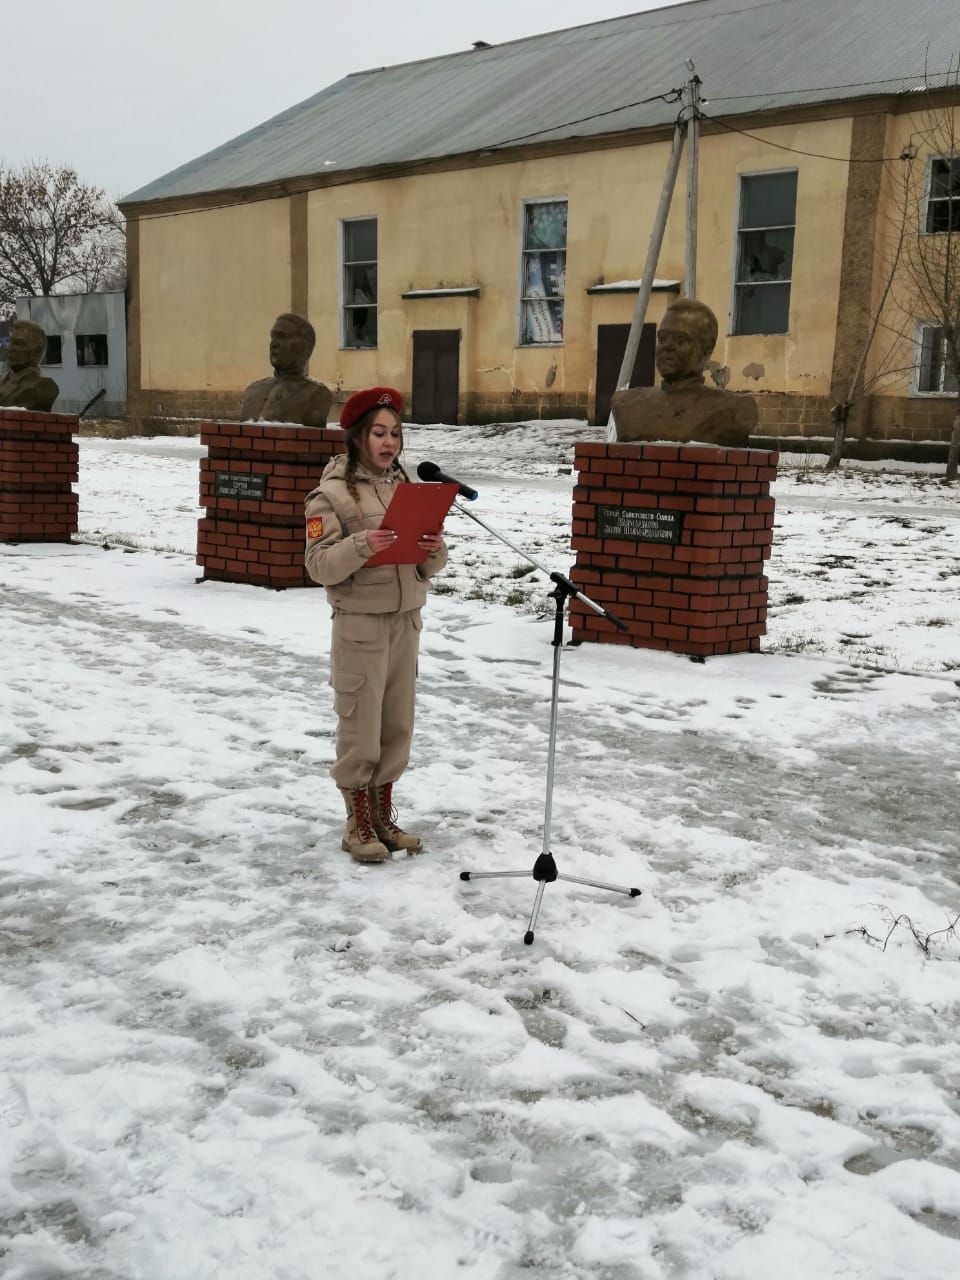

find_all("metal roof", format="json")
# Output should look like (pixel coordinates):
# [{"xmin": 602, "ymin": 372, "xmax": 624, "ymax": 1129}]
[{"xmin": 122, "ymin": 0, "xmax": 960, "ymax": 205}]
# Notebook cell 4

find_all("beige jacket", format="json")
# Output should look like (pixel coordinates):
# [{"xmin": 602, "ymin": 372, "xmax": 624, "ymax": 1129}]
[{"xmin": 304, "ymin": 454, "xmax": 448, "ymax": 613}]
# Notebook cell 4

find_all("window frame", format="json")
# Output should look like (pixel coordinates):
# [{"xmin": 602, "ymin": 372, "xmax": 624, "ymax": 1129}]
[
  {"xmin": 42, "ymin": 334, "xmax": 63, "ymax": 366},
  {"xmin": 76, "ymin": 333, "xmax": 108, "ymax": 367},
  {"xmin": 924, "ymin": 154, "xmax": 960, "ymax": 235},
  {"xmin": 730, "ymin": 167, "xmax": 798, "ymax": 337},
  {"xmin": 913, "ymin": 321, "xmax": 959, "ymax": 396},
  {"xmin": 517, "ymin": 196, "xmax": 568, "ymax": 347},
  {"xmin": 340, "ymin": 216, "xmax": 378, "ymax": 350}
]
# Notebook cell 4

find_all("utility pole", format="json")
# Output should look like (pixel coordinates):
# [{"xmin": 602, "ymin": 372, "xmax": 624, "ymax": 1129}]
[
  {"xmin": 606, "ymin": 65, "xmax": 703, "ymax": 440},
  {"xmin": 684, "ymin": 62, "xmax": 702, "ymax": 298}
]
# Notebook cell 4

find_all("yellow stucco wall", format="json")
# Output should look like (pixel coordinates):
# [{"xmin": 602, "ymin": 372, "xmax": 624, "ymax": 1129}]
[
  {"xmin": 304, "ymin": 117, "xmax": 852, "ymax": 401},
  {"xmin": 138, "ymin": 201, "xmax": 290, "ymax": 391},
  {"xmin": 133, "ymin": 115, "xmax": 854, "ymax": 401},
  {"xmin": 865, "ymin": 104, "xmax": 960, "ymax": 398}
]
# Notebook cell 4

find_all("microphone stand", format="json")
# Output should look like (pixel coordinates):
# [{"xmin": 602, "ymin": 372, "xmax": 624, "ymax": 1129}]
[{"xmin": 448, "ymin": 498, "xmax": 642, "ymax": 944}]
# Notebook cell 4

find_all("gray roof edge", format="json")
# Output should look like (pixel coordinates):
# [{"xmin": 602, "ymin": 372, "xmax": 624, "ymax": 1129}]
[
  {"xmin": 120, "ymin": 79, "xmax": 941, "ymax": 212},
  {"xmin": 120, "ymin": 0, "xmax": 960, "ymax": 209}
]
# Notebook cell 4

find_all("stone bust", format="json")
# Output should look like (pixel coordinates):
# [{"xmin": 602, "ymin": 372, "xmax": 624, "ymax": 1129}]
[
  {"xmin": 240, "ymin": 313, "xmax": 333, "ymax": 428},
  {"xmin": 612, "ymin": 299, "xmax": 758, "ymax": 447},
  {"xmin": 0, "ymin": 320, "xmax": 59, "ymax": 413}
]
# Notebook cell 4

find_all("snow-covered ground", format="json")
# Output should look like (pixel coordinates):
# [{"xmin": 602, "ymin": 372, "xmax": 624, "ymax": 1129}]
[{"xmin": 2, "ymin": 424, "xmax": 959, "ymax": 1279}]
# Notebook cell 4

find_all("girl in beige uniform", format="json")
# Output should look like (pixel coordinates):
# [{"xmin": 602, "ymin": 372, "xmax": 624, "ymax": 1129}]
[{"xmin": 304, "ymin": 387, "xmax": 448, "ymax": 862}]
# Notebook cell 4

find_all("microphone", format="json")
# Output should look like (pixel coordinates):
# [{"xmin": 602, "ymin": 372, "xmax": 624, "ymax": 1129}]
[{"xmin": 417, "ymin": 460, "xmax": 479, "ymax": 501}]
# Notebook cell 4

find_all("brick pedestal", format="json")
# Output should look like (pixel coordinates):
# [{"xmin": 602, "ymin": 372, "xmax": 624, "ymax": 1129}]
[
  {"xmin": 197, "ymin": 421, "xmax": 346, "ymax": 588},
  {"xmin": 570, "ymin": 442, "xmax": 778, "ymax": 657},
  {"xmin": 0, "ymin": 408, "xmax": 79, "ymax": 543}
]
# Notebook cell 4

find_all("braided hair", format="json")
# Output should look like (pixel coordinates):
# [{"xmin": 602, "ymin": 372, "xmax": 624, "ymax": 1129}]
[{"xmin": 343, "ymin": 406, "xmax": 410, "ymax": 512}]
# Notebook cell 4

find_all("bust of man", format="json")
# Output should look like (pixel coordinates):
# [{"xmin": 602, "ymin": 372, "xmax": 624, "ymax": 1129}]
[
  {"xmin": 0, "ymin": 320, "xmax": 59, "ymax": 413},
  {"xmin": 612, "ymin": 299, "xmax": 758, "ymax": 447},
  {"xmin": 240, "ymin": 313, "xmax": 333, "ymax": 428}
]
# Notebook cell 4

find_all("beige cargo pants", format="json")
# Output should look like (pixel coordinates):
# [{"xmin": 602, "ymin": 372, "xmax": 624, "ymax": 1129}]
[{"xmin": 329, "ymin": 609, "xmax": 422, "ymax": 789}]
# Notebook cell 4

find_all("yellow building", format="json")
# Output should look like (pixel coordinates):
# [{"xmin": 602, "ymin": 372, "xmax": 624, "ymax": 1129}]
[{"xmin": 120, "ymin": 0, "xmax": 960, "ymax": 442}]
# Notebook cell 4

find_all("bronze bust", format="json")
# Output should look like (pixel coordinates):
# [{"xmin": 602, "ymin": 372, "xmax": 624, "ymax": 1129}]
[
  {"xmin": 0, "ymin": 320, "xmax": 59, "ymax": 413},
  {"xmin": 612, "ymin": 299, "xmax": 758, "ymax": 447},
  {"xmin": 240, "ymin": 313, "xmax": 333, "ymax": 428}
]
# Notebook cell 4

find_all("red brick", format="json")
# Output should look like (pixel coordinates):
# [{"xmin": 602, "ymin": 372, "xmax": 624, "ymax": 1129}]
[
  {"xmin": 619, "ymin": 588, "xmax": 654, "ymax": 606},
  {"xmin": 692, "ymin": 530, "xmax": 734, "ymax": 547},
  {"xmin": 640, "ymin": 445, "xmax": 681, "ymax": 461},
  {"xmin": 679, "ymin": 445, "xmax": 727, "ymax": 462},
  {"xmin": 653, "ymin": 590, "xmax": 690, "ymax": 609}
]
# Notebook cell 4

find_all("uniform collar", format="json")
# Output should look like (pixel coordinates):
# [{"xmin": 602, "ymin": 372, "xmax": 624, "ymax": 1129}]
[{"xmin": 355, "ymin": 461, "xmax": 398, "ymax": 482}]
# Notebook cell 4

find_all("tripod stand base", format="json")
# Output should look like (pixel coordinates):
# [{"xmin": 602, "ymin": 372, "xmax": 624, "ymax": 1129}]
[{"xmin": 460, "ymin": 852, "xmax": 641, "ymax": 944}]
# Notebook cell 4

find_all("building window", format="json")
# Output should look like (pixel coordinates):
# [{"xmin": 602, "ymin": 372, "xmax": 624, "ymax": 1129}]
[
  {"xmin": 43, "ymin": 335, "xmax": 63, "ymax": 365},
  {"xmin": 520, "ymin": 199, "xmax": 567, "ymax": 344},
  {"xmin": 926, "ymin": 157, "xmax": 960, "ymax": 233},
  {"xmin": 76, "ymin": 333, "xmax": 108, "ymax": 366},
  {"xmin": 342, "ymin": 218, "xmax": 377, "ymax": 348},
  {"xmin": 733, "ymin": 171, "xmax": 797, "ymax": 335},
  {"xmin": 916, "ymin": 324, "xmax": 958, "ymax": 394}
]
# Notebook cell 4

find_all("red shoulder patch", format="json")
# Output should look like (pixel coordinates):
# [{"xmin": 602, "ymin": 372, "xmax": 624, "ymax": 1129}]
[{"xmin": 306, "ymin": 516, "xmax": 324, "ymax": 540}]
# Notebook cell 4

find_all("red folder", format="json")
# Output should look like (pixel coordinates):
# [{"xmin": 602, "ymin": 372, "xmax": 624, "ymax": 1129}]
[{"xmin": 365, "ymin": 482, "xmax": 458, "ymax": 566}]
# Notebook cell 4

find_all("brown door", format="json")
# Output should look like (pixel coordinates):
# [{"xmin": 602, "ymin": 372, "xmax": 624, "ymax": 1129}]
[
  {"xmin": 594, "ymin": 323, "xmax": 656, "ymax": 425},
  {"xmin": 412, "ymin": 330, "xmax": 460, "ymax": 424}
]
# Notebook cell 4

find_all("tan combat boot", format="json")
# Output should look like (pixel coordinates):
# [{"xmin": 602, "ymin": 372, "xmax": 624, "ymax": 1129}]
[
  {"xmin": 340, "ymin": 787, "xmax": 390, "ymax": 862},
  {"xmin": 369, "ymin": 782, "xmax": 423, "ymax": 853}
]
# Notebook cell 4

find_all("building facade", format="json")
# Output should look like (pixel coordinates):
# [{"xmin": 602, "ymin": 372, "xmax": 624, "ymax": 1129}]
[
  {"xmin": 14, "ymin": 291, "xmax": 126, "ymax": 418},
  {"xmin": 120, "ymin": 0, "xmax": 960, "ymax": 440}
]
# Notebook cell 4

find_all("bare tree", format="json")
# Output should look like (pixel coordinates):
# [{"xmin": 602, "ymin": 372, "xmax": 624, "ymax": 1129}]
[
  {"xmin": 900, "ymin": 90, "xmax": 960, "ymax": 481},
  {"xmin": 0, "ymin": 160, "xmax": 126, "ymax": 319},
  {"xmin": 826, "ymin": 152, "xmax": 917, "ymax": 470},
  {"xmin": 826, "ymin": 77, "xmax": 960, "ymax": 480}
]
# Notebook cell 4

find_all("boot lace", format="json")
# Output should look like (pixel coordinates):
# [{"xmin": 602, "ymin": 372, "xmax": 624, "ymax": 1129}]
[
  {"xmin": 375, "ymin": 782, "xmax": 401, "ymax": 834},
  {"xmin": 352, "ymin": 787, "xmax": 379, "ymax": 843}
]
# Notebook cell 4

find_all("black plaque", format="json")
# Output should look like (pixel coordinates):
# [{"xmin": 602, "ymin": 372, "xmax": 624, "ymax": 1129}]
[
  {"xmin": 597, "ymin": 504, "xmax": 683, "ymax": 544},
  {"xmin": 215, "ymin": 471, "xmax": 268, "ymax": 501}
]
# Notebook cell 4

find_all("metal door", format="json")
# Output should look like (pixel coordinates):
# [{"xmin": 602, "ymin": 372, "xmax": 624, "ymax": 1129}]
[
  {"xmin": 594, "ymin": 323, "xmax": 656, "ymax": 425},
  {"xmin": 412, "ymin": 330, "xmax": 460, "ymax": 424}
]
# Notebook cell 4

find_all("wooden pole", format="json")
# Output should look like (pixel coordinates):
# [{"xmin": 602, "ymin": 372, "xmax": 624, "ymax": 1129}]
[
  {"xmin": 606, "ymin": 117, "xmax": 686, "ymax": 439},
  {"xmin": 684, "ymin": 67, "xmax": 702, "ymax": 297}
]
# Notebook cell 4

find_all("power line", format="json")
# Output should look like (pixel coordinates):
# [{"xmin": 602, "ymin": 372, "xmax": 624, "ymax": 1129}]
[
  {"xmin": 489, "ymin": 88, "xmax": 683, "ymax": 150},
  {"xmin": 130, "ymin": 87, "xmax": 687, "ymax": 223},
  {"xmin": 699, "ymin": 109, "xmax": 915, "ymax": 164},
  {"xmin": 130, "ymin": 70, "xmax": 945, "ymax": 225},
  {"xmin": 707, "ymin": 72, "xmax": 958, "ymax": 102}
]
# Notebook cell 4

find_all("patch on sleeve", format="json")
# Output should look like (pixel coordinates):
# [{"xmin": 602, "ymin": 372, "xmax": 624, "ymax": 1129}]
[{"xmin": 306, "ymin": 516, "xmax": 324, "ymax": 540}]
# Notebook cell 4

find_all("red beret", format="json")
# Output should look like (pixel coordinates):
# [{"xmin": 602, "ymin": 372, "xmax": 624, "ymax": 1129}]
[{"xmin": 339, "ymin": 386, "xmax": 403, "ymax": 430}]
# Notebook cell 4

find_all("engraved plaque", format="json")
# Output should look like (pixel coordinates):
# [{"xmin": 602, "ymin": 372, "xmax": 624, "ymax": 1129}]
[
  {"xmin": 215, "ymin": 471, "xmax": 267, "ymax": 501},
  {"xmin": 596, "ymin": 504, "xmax": 683, "ymax": 544}
]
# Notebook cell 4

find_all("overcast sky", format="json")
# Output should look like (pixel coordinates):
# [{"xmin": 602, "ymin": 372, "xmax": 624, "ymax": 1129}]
[{"xmin": 7, "ymin": 0, "xmax": 679, "ymax": 201}]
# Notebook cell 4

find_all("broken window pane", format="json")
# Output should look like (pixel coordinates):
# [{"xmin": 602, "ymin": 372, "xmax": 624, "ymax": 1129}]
[
  {"xmin": 342, "ymin": 218, "xmax": 378, "ymax": 348},
  {"xmin": 736, "ymin": 228, "xmax": 794, "ymax": 283},
  {"xmin": 733, "ymin": 172, "xmax": 797, "ymax": 335}
]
